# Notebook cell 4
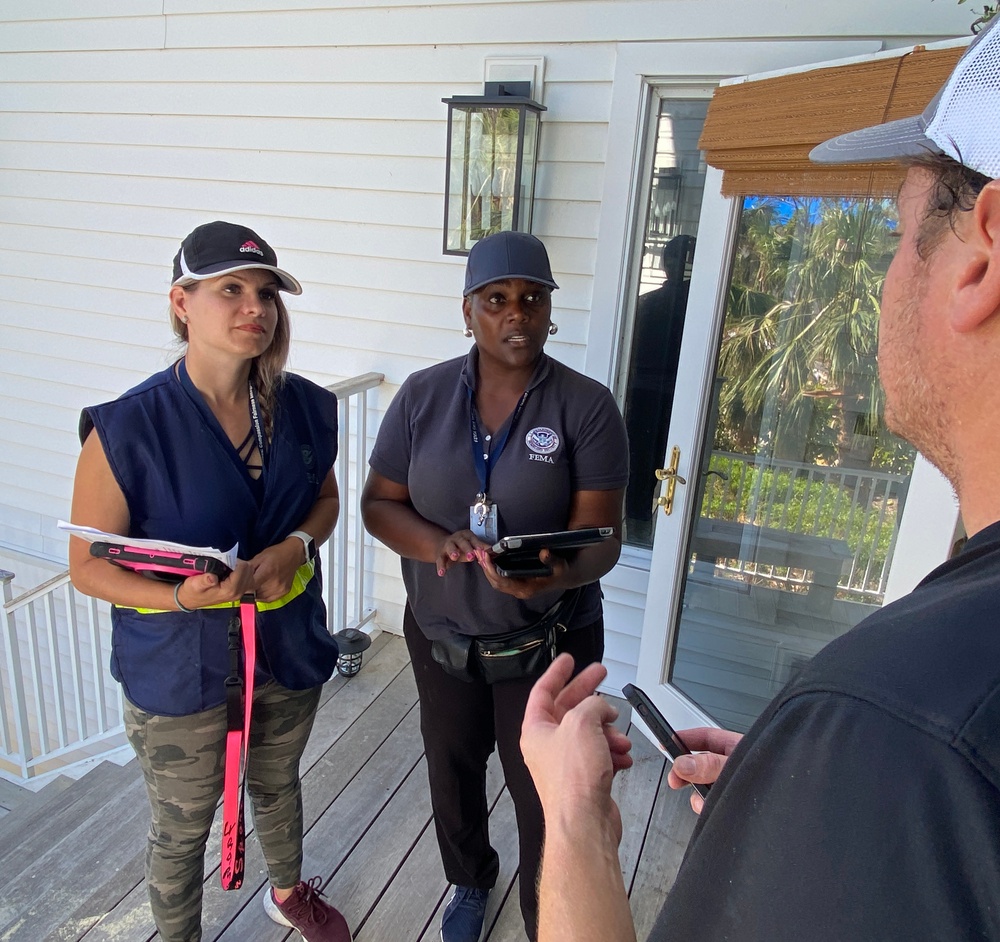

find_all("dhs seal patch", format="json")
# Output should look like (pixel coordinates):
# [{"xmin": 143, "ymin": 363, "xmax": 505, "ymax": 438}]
[{"xmin": 525, "ymin": 427, "xmax": 559, "ymax": 455}]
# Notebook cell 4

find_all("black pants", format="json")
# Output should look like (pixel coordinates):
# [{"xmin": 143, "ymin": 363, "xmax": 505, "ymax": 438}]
[{"xmin": 403, "ymin": 603, "xmax": 604, "ymax": 942}]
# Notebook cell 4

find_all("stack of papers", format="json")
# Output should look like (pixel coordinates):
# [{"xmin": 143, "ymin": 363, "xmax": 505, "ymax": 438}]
[{"xmin": 57, "ymin": 521, "xmax": 238, "ymax": 570}]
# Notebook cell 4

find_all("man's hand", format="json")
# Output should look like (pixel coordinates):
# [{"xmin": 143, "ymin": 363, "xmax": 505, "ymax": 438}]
[
  {"xmin": 524, "ymin": 655, "xmax": 638, "ymax": 942},
  {"xmin": 667, "ymin": 727, "xmax": 743, "ymax": 813},
  {"xmin": 522, "ymin": 654, "xmax": 632, "ymax": 836}
]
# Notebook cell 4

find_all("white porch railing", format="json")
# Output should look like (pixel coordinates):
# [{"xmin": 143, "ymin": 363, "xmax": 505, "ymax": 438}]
[
  {"xmin": 323, "ymin": 372, "xmax": 384, "ymax": 636},
  {"xmin": 0, "ymin": 570, "xmax": 123, "ymax": 781},
  {"xmin": 699, "ymin": 451, "xmax": 909, "ymax": 603},
  {"xmin": 0, "ymin": 372, "xmax": 384, "ymax": 781}
]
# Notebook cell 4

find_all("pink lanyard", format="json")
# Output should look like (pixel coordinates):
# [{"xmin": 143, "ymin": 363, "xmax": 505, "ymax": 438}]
[{"xmin": 221, "ymin": 592, "xmax": 256, "ymax": 890}]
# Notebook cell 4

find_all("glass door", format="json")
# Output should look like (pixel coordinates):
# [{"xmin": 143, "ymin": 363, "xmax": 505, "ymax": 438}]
[
  {"xmin": 619, "ymin": 93, "xmax": 710, "ymax": 548},
  {"xmin": 635, "ymin": 186, "xmax": 952, "ymax": 732}
]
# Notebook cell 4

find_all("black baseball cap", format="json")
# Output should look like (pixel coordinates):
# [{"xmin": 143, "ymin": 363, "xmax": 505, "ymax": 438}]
[
  {"xmin": 171, "ymin": 220, "xmax": 302, "ymax": 295},
  {"xmin": 463, "ymin": 230, "xmax": 559, "ymax": 296}
]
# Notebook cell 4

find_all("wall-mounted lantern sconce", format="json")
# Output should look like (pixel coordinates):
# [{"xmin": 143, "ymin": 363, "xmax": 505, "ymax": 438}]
[
  {"xmin": 648, "ymin": 167, "xmax": 683, "ymax": 241},
  {"xmin": 442, "ymin": 81, "xmax": 546, "ymax": 256}
]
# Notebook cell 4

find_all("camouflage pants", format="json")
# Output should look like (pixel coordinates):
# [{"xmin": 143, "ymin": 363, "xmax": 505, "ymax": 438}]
[{"xmin": 123, "ymin": 681, "xmax": 322, "ymax": 942}]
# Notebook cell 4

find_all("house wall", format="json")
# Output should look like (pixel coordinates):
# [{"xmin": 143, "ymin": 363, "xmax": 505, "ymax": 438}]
[{"xmin": 0, "ymin": 1, "xmax": 971, "ymax": 689}]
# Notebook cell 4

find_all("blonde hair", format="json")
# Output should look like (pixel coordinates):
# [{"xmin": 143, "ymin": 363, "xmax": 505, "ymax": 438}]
[{"xmin": 168, "ymin": 285, "xmax": 290, "ymax": 441}]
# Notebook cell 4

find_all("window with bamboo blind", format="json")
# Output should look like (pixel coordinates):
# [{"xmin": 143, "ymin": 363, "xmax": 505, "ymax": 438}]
[{"xmin": 699, "ymin": 44, "xmax": 966, "ymax": 198}]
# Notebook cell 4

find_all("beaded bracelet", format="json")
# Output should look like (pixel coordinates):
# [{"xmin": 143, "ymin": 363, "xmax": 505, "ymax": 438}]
[{"xmin": 173, "ymin": 581, "xmax": 196, "ymax": 614}]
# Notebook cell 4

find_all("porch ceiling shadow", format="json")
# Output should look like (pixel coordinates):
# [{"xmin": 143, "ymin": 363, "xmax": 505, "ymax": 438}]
[{"xmin": 699, "ymin": 43, "xmax": 966, "ymax": 198}]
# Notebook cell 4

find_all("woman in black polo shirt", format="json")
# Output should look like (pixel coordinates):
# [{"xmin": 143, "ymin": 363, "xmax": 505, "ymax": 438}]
[{"xmin": 361, "ymin": 231, "xmax": 628, "ymax": 942}]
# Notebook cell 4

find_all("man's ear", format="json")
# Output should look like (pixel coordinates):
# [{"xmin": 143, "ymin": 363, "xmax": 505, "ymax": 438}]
[
  {"xmin": 462, "ymin": 295, "xmax": 472, "ymax": 328},
  {"xmin": 951, "ymin": 180, "xmax": 1000, "ymax": 333}
]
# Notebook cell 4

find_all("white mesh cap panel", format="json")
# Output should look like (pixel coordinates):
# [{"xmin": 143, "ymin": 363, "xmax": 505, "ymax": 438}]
[{"xmin": 927, "ymin": 18, "xmax": 1000, "ymax": 178}]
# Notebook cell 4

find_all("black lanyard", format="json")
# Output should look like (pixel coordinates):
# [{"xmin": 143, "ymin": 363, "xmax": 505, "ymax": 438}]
[
  {"xmin": 247, "ymin": 379, "xmax": 268, "ymax": 465},
  {"xmin": 468, "ymin": 386, "xmax": 530, "ymax": 500}
]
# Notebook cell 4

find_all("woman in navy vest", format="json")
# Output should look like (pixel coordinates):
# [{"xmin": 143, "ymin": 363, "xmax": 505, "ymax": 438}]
[
  {"xmin": 68, "ymin": 222, "xmax": 351, "ymax": 942},
  {"xmin": 362, "ymin": 231, "xmax": 628, "ymax": 942}
]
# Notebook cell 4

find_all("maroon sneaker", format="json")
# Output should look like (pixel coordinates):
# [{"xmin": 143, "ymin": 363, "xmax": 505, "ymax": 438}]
[{"xmin": 263, "ymin": 876, "xmax": 352, "ymax": 942}]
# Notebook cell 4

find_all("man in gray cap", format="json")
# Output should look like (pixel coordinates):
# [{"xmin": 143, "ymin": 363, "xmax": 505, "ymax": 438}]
[{"xmin": 520, "ymin": 17, "xmax": 1000, "ymax": 942}]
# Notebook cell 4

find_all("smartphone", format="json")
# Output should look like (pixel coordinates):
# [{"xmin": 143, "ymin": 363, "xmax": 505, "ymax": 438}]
[
  {"xmin": 493, "ymin": 557, "xmax": 553, "ymax": 579},
  {"xmin": 622, "ymin": 683, "xmax": 710, "ymax": 799}
]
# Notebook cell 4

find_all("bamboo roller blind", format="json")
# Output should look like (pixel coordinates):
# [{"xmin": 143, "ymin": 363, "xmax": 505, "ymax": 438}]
[{"xmin": 699, "ymin": 45, "xmax": 966, "ymax": 198}]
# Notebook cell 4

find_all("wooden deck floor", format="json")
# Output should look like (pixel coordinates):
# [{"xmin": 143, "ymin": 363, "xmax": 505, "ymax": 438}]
[{"xmin": 2, "ymin": 632, "xmax": 697, "ymax": 942}]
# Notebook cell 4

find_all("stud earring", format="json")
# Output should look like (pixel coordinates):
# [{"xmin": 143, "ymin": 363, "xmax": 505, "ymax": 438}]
[
  {"xmin": 548, "ymin": 323, "xmax": 559, "ymax": 336},
  {"xmin": 463, "ymin": 326, "xmax": 473, "ymax": 338}
]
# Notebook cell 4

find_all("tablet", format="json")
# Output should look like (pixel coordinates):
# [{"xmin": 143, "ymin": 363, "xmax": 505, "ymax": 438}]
[
  {"xmin": 90, "ymin": 541, "xmax": 232, "ymax": 582},
  {"xmin": 491, "ymin": 527, "xmax": 614, "ymax": 555},
  {"xmin": 491, "ymin": 527, "xmax": 614, "ymax": 579}
]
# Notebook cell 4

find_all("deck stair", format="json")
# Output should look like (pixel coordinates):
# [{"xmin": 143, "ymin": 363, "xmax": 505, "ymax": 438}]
[
  {"xmin": 0, "ymin": 774, "xmax": 42, "ymax": 820},
  {"xmin": 0, "ymin": 759, "xmax": 147, "ymax": 941}
]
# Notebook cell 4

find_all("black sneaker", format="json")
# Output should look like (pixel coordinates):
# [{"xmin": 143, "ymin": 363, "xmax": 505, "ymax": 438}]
[
  {"xmin": 263, "ymin": 877, "xmax": 352, "ymax": 942},
  {"xmin": 440, "ymin": 885, "xmax": 490, "ymax": 942}
]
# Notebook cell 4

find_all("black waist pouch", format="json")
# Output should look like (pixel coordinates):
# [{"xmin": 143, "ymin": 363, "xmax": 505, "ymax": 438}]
[
  {"xmin": 430, "ymin": 632, "xmax": 474, "ymax": 680},
  {"xmin": 430, "ymin": 590, "xmax": 581, "ymax": 684}
]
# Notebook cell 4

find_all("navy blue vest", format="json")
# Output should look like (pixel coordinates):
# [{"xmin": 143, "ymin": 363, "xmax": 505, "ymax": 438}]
[{"xmin": 81, "ymin": 364, "xmax": 340, "ymax": 715}]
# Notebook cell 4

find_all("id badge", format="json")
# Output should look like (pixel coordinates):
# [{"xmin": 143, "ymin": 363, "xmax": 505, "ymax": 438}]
[{"xmin": 469, "ymin": 499, "xmax": 498, "ymax": 543}]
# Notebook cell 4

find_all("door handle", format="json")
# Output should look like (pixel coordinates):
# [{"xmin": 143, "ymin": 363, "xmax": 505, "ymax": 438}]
[{"xmin": 653, "ymin": 446, "xmax": 686, "ymax": 515}]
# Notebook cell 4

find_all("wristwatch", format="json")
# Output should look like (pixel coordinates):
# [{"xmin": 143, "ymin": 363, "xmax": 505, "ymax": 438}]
[{"xmin": 288, "ymin": 530, "xmax": 317, "ymax": 563}]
